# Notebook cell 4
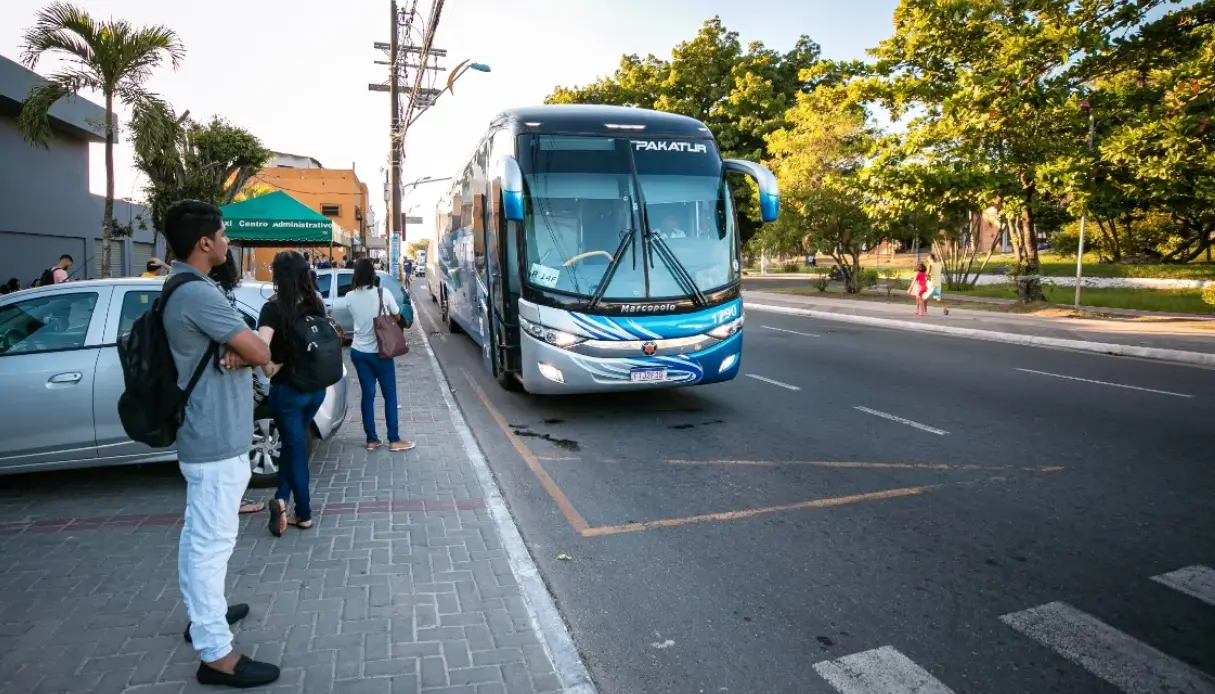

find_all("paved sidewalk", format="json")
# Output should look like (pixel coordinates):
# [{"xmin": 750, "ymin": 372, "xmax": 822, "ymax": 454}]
[
  {"xmin": 0, "ymin": 329, "xmax": 580, "ymax": 693},
  {"xmin": 744, "ymin": 290, "xmax": 1214, "ymax": 355}
]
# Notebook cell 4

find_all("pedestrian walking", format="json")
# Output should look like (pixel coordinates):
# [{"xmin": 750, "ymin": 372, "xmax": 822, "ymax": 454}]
[
  {"xmin": 256, "ymin": 251, "xmax": 344, "ymax": 536},
  {"xmin": 158, "ymin": 200, "xmax": 279, "ymax": 687},
  {"xmin": 37, "ymin": 254, "xmax": 73, "ymax": 285},
  {"xmin": 909, "ymin": 262, "xmax": 928, "ymax": 316},
  {"xmin": 927, "ymin": 253, "xmax": 949, "ymax": 316},
  {"xmin": 346, "ymin": 258, "xmax": 415, "ymax": 452}
]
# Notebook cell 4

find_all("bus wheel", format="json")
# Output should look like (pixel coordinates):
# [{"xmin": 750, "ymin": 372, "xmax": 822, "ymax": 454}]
[{"xmin": 496, "ymin": 369, "xmax": 522, "ymax": 391}]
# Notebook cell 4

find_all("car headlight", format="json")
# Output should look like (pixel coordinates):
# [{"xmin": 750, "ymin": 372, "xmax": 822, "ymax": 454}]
[
  {"xmin": 707, "ymin": 314, "xmax": 744, "ymax": 339},
  {"xmin": 518, "ymin": 316, "xmax": 586, "ymax": 349}
]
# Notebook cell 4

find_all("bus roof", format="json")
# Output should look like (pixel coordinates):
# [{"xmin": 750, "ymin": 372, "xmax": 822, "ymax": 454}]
[{"xmin": 498, "ymin": 104, "xmax": 714, "ymax": 139}]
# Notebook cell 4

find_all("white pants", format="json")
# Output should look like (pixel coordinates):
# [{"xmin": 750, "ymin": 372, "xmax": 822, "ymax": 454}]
[{"xmin": 178, "ymin": 454, "xmax": 251, "ymax": 662}]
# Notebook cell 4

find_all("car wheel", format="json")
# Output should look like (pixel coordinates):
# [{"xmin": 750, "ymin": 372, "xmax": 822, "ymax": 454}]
[{"xmin": 248, "ymin": 415, "xmax": 281, "ymax": 488}]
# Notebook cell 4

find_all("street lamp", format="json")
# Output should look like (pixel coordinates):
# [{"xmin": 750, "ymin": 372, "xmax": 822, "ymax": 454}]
[
  {"xmin": 446, "ymin": 60, "xmax": 491, "ymax": 95},
  {"xmin": 1074, "ymin": 99, "xmax": 1096, "ymax": 308}
]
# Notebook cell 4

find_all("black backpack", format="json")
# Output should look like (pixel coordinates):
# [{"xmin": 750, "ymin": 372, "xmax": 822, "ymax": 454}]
[
  {"xmin": 38, "ymin": 267, "xmax": 56, "ymax": 286},
  {"xmin": 284, "ymin": 312, "xmax": 343, "ymax": 392},
  {"xmin": 116, "ymin": 274, "xmax": 218, "ymax": 448}
]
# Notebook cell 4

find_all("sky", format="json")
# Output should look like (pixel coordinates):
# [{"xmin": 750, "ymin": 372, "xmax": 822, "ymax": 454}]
[{"xmin": 0, "ymin": 0, "xmax": 900, "ymax": 242}]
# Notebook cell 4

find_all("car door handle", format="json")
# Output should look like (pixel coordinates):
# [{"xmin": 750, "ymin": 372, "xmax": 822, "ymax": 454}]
[{"xmin": 48, "ymin": 372, "xmax": 82, "ymax": 384}]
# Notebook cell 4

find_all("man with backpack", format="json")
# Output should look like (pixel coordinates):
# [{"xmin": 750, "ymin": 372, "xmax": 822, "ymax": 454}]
[
  {"xmin": 38, "ymin": 254, "xmax": 73, "ymax": 285},
  {"xmin": 155, "ymin": 200, "xmax": 279, "ymax": 687}
]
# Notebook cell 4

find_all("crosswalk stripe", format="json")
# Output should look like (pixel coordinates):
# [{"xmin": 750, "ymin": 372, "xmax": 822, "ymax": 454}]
[
  {"xmin": 813, "ymin": 646, "xmax": 957, "ymax": 694},
  {"xmin": 1000, "ymin": 601, "xmax": 1215, "ymax": 694},
  {"xmin": 1152, "ymin": 565, "xmax": 1215, "ymax": 607}
]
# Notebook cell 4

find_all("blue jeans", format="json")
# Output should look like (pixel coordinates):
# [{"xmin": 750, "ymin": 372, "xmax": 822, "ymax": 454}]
[
  {"xmin": 350, "ymin": 349, "xmax": 400, "ymax": 444},
  {"xmin": 269, "ymin": 383, "xmax": 325, "ymax": 522}
]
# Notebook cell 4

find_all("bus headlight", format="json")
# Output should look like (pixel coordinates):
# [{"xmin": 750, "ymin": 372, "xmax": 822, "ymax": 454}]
[
  {"xmin": 707, "ymin": 315, "xmax": 744, "ymax": 339},
  {"xmin": 519, "ymin": 316, "xmax": 586, "ymax": 349}
]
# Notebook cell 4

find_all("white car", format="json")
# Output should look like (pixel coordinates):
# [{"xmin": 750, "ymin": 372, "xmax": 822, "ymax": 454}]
[{"xmin": 0, "ymin": 278, "xmax": 349, "ymax": 486}]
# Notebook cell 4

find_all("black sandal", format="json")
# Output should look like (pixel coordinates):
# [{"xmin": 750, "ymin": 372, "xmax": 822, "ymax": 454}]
[{"xmin": 268, "ymin": 499, "xmax": 286, "ymax": 537}]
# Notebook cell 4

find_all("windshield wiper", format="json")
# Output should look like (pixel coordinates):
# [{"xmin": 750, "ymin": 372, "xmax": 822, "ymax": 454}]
[
  {"xmin": 646, "ymin": 231, "xmax": 707, "ymax": 306},
  {"xmin": 587, "ymin": 227, "xmax": 637, "ymax": 310}
]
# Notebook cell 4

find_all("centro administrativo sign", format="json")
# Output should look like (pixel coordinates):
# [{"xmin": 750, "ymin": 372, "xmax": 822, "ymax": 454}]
[{"xmin": 231, "ymin": 220, "xmax": 331, "ymax": 230}]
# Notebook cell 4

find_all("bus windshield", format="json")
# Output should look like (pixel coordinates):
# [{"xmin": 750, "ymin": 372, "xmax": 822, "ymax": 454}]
[{"xmin": 518, "ymin": 134, "xmax": 737, "ymax": 301}]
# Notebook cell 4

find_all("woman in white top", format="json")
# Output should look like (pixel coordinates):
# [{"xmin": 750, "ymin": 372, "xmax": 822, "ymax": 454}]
[{"xmin": 346, "ymin": 259, "xmax": 415, "ymax": 451}]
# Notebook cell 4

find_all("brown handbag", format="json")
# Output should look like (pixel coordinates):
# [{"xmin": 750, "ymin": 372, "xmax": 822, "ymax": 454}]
[{"xmin": 373, "ymin": 287, "xmax": 409, "ymax": 359}]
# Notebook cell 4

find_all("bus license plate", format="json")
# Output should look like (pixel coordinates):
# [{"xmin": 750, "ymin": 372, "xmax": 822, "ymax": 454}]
[{"xmin": 630, "ymin": 367, "xmax": 667, "ymax": 383}]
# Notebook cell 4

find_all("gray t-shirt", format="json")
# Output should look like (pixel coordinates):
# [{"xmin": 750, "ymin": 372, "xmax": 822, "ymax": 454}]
[{"xmin": 162, "ymin": 263, "xmax": 254, "ymax": 464}]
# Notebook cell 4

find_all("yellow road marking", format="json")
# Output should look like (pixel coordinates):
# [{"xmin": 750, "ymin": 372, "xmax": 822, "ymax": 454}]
[
  {"xmin": 462, "ymin": 369, "xmax": 590, "ymax": 533},
  {"xmin": 582, "ymin": 485, "xmax": 939, "ymax": 537}
]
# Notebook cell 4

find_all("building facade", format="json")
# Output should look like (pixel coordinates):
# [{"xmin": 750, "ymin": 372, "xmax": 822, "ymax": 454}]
[
  {"xmin": 244, "ymin": 156, "xmax": 370, "ymax": 277},
  {"xmin": 0, "ymin": 54, "xmax": 155, "ymax": 287}
]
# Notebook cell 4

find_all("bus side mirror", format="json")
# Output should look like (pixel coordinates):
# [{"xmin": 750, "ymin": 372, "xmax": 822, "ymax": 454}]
[
  {"xmin": 499, "ymin": 155, "xmax": 525, "ymax": 222},
  {"xmin": 723, "ymin": 159, "xmax": 780, "ymax": 223}
]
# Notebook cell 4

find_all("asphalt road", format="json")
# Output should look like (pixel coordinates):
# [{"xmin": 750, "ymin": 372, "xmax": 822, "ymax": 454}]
[{"xmin": 406, "ymin": 277, "xmax": 1215, "ymax": 694}]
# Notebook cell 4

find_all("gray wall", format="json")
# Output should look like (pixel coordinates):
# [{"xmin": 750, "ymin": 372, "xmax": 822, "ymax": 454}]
[{"xmin": 0, "ymin": 115, "xmax": 154, "ymax": 286}]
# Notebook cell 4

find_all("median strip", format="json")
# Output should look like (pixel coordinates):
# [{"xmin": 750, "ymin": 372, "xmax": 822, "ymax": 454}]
[{"xmin": 745, "ymin": 301, "xmax": 1215, "ymax": 368}]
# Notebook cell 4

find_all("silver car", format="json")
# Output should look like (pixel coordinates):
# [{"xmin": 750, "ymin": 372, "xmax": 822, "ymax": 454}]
[
  {"xmin": 314, "ymin": 268, "xmax": 411, "ymax": 334},
  {"xmin": 0, "ymin": 278, "xmax": 348, "ymax": 486}
]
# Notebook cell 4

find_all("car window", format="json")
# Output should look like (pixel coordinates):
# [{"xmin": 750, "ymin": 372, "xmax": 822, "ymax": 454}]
[
  {"xmin": 315, "ymin": 273, "xmax": 332, "ymax": 297},
  {"xmin": 336, "ymin": 272, "xmax": 356, "ymax": 298},
  {"xmin": 0, "ymin": 292, "xmax": 99, "ymax": 356},
  {"xmin": 117, "ymin": 290, "xmax": 160, "ymax": 337}
]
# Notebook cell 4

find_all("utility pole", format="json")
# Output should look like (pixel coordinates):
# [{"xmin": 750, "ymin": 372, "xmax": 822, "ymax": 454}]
[
  {"xmin": 371, "ymin": 0, "xmax": 447, "ymax": 280},
  {"xmin": 388, "ymin": 0, "xmax": 402, "ymax": 279}
]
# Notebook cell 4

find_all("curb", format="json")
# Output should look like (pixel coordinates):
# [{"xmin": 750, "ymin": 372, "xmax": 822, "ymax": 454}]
[
  {"xmin": 415, "ymin": 312, "xmax": 598, "ymax": 694},
  {"xmin": 745, "ymin": 302, "xmax": 1215, "ymax": 368}
]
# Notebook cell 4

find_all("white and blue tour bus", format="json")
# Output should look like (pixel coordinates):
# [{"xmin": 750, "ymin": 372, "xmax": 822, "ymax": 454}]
[{"xmin": 433, "ymin": 104, "xmax": 779, "ymax": 394}]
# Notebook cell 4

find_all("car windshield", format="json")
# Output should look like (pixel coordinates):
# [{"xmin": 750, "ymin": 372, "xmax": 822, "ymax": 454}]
[{"xmin": 518, "ymin": 134, "xmax": 736, "ymax": 300}]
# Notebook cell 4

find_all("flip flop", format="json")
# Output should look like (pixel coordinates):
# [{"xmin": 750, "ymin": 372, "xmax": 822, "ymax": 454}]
[
  {"xmin": 239, "ymin": 499, "xmax": 264, "ymax": 514},
  {"xmin": 388, "ymin": 441, "xmax": 416, "ymax": 452},
  {"xmin": 287, "ymin": 517, "xmax": 314, "ymax": 530}
]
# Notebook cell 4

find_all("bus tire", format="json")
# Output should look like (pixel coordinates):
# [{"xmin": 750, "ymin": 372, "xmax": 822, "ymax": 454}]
[{"xmin": 496, "ymin": 369, "xmax": 522, "ymax": 391}]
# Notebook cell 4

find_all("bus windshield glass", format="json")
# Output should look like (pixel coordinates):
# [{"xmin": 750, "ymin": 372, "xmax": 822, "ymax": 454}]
[{"xmin": 517, "ymin": 134, "xmax": 737, "ymax": 301}]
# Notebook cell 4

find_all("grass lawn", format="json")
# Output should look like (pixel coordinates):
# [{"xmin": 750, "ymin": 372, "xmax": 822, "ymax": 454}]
[
  {"xmin": 952, "ymin": 283, "xmax": 1211, "ymax": 314},
  {"xmin": 744, "ymin": 252, "xmax": 1215, "ymax": 280}
]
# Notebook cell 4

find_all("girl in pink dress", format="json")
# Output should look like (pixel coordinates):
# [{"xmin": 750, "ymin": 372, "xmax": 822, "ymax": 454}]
[{"xmin": 909, "ymin": 263, "xmax": 928, "ymax": 316}]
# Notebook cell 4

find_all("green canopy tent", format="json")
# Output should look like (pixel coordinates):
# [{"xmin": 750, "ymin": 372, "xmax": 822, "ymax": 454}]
[{"xmin": 219, "ymin": 191, "xmax": 340, "ymax": 246}]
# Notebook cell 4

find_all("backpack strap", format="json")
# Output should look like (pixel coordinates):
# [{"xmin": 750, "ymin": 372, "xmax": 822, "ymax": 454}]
[{"xmin": 159, "ymin": 272, "xmax": 220, "ymax": 402}]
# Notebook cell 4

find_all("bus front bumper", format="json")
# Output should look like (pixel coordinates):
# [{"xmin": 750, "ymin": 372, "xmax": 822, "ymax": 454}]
[{"xmin": 518, "ymin": 331, "xmax": 742, "ymax": 395}]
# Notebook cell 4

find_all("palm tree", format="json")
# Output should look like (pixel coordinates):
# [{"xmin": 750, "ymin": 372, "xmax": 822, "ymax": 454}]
[{"xmin": 17, "ymin": 2, "xmax": 184, "ymax": 278}]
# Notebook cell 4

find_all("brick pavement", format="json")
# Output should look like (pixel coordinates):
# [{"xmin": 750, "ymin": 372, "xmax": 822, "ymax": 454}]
[{"xmin": 0, "ymin": 329, "xmax": 573, "ymax": 694}]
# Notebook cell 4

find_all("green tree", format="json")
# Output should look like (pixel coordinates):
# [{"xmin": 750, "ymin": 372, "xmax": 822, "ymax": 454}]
[
  {"xmin": 546, "ymin": 17, "xmax": 823, "ymax": 243},
  {"xmin": 405, "ymin": 239, "xmax": 429, "ymax": 258},
  {"xmin": 1095, "ymin": 1, "xmax": 1215, "ymax": 262},
  {"xmin": 865, "ymin": 0, "xmax": 1175, "ymax": 301},
  {"xmin": 17, "ymin": 2, "xmax": 184, "ymax": 278},
  {"xmin": 764, "ymin": 86, "xmax": 883, "ymax": 292},
  {"xmin": 130, "ymin": 101, "xmax": 270, "ymax": 255}
]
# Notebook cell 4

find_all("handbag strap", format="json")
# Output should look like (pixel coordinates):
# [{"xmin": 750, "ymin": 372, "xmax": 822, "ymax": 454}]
[{"xmin": 376, "ymin": 287, "xmax": 386, "ymax": 317}]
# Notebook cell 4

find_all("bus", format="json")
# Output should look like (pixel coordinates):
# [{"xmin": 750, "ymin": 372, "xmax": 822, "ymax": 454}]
[{"xmin": 433, "ymin": 104, "xmax": 779, "ymax": 394}]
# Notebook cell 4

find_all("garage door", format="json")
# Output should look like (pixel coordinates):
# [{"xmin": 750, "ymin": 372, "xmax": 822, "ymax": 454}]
[
  {"xmin": 130, "ymin": 241, "xmax": 156, "ymax": 276},
  {"xmin": 92, "ymin": 239, "xmax": 125, "ymax": 278}
]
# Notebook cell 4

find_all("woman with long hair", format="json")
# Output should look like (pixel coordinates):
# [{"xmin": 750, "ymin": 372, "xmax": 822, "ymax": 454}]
[
  {"xmin": 346, "ymin": 258, "xmax": 414, "ymax": 452},
  {"xmin": 257, "ymin": 251, "xmax": 331, "ymax": 534}
]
